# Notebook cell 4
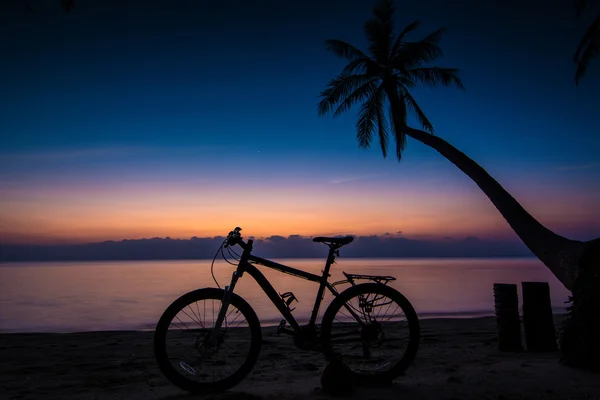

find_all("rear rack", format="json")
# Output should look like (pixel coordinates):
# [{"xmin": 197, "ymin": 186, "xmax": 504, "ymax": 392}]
[{"xmin": 331, "ymin": 272, "xmax": 397, "ymax": 288}]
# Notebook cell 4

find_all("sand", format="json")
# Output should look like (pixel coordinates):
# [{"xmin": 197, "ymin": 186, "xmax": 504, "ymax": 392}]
[{"xmin": 1, "ymin": 316, "xmax": 599, "ymax": 400}]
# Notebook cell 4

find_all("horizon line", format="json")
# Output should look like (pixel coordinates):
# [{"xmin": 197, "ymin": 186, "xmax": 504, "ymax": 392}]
[
  {"xmin": 0, "ymin": 232, "xmax": 524, "ymax": 246},
  {"xmin": 0, "ymin": 254, "xmax": 538, "ymax": 264}
]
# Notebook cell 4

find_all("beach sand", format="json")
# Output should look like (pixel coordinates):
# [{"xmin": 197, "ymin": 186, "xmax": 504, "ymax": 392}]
[{"xmin": 1, "ymin": 316, "xmax": 599, "ymax": 400}]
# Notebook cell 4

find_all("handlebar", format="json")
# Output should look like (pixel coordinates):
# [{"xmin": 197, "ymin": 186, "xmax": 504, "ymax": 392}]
[{"xmin": 225, "ymin": 227, "xmax": 250, "ymax": 250}]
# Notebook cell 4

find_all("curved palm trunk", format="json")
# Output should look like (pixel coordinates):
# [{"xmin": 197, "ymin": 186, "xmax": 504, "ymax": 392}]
[
  {"xmin": 386, "ymin": 89, "xmax": 591, "ymax": 291},
  {"xmin": 405, "ymin": 127, "xmax": 587, "ymax": 290}
]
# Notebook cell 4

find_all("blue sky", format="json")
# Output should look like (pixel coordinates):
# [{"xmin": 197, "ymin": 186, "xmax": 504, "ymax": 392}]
[{"xmin": 0, "ymin": 0, "xmax": 599, "ymax": 245}]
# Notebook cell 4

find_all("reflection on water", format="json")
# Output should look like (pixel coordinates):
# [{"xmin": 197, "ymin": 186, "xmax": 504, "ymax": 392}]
[{"xmin": 0, "ymin": 258, "xmax": 571, "ymax": 333}]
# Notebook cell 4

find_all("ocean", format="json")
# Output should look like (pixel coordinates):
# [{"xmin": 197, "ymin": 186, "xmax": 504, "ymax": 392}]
[{"xmin": 0, "ymin": 257, "xmax": 571, "ymax": 333}]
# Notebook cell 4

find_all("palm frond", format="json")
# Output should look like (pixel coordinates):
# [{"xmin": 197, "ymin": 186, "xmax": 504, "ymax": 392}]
[
  {"xmin": 397, "ymin": 20, "xmax": 421, "ymax": 41},
  {"xmin": 574, "ymin": 14, "xmax": 600, "ymax": 61},
  {"xmin": 393, "ymin": 27, "xmax": 447, "ymax": 67},
  {"xmin": 324, "ymin": 39, "xmax": 369, "ymax": 61},
  {"xmin": 333, "ymin": 80, "xmax": 379, "ymax": 117},
  {"xmin": 375, "ymin": 94, "xmax": 389, "ymax": 157},
  {"xmin": 387, "ymin": 91, "xmax": 408, "ymax": 161},
  {"xmin": 408, "ymin": 67, "xmax": 465, "ymax": 90},
  {"xmin": 395, "ymin": 128, "xmax": 407, "ymax": 160},
  {"xmin": 401, "ymin": 87, "xmax": 434, "ymax": 134},
  {"xmin": 395, "ymin": 74, "xmax": 417, "ymax": 89},
  {"xmin": 421, "ymin": 27, "xmax": 447, "ymax": 46},
  {"xmin": 342, "ymin": 57, "xmax": 381, "ymax": 75},
  {"xmin": 372, "ymin": 0, "xmax": 395, "ymax": 30},
  {"xmin": 318, "ymin": 74, "xmax": 373, "ymax": 116},
  {"xmin": 364, "ymin": 0, "xmax": 395, "ymax": 64},
  {"xmin": 356, "ymin": 87, "xmax": 385, "ymax": 153},
  {"xmin": 574, "ymin": 15, "xmax": 600, "ymax": 85},
  {"xmin": 391, "ymin": 20, "xmax": 421, "ymax": 56},
  {"xmin": 364, "ymin": 19, "xmax": 389, "ymax": 63}
]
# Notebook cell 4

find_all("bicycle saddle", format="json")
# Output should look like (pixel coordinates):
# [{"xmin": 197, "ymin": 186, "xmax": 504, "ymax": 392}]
[{"xmin": 312, "ymin": 236, "xmax": 354, "ymax": 246}]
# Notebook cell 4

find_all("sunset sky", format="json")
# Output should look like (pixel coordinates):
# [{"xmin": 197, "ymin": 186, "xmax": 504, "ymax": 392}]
[{"xmin": 1, "ymin": 0, "xmax": 599, "ymax": 245}]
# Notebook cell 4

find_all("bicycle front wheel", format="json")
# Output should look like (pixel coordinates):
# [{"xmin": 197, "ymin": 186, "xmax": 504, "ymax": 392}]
[
  {"xmin": 154, "ymin": 288, "xmax": 262, "ymax": 393},
  {"xmin": 321, "ymin": 283, "xmax": 420, "ymax": 384}
]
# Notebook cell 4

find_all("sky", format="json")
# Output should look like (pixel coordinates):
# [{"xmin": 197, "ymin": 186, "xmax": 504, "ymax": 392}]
[{"xmin": 0, "ymin": 0, "xmax": 599, "ymax": 247}]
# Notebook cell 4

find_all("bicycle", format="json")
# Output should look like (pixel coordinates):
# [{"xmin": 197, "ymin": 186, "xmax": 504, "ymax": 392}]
[{"xmin": 154, "ymin": 227, "xmax": 420, "ymax": 393}]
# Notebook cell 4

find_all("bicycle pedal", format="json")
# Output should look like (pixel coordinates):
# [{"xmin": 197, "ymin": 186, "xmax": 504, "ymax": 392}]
[{"xmin": 276, "ymin": 319, "xmax": 286, "ymax": 335}]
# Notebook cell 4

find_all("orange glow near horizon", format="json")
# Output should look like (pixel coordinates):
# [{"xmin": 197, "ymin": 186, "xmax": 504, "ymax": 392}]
[{"xmin": 2, "ymin": 171, "xmax": 599, "ymax": 245}]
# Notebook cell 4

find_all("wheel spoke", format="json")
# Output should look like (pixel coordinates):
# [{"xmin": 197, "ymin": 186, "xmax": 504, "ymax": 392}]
[
  {"xmin": 155, "ymin": 290, "xmax": 261, "ymax": 392},
  {"xmin": 323, "ymin": 285, "xmax": 419, "ymax": 382}
]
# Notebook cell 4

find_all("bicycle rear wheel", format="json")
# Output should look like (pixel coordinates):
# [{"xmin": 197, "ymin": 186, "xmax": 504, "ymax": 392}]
[
  {"xmin": 154, "ymin": 288, "xmax": 262, "ymax": 393},
  {"xmin": 321, "ymin": 283, "xmax": 420, "ymax": 384}
]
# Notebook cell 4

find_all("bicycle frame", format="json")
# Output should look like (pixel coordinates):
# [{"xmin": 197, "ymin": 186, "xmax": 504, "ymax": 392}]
[
  {"xmin": 212, "ymin": 239, "xmax": 342, "ymax": 338},
  {"xmin": 156, "ymin": 230, "xmax": 419, "ymax": 393}
]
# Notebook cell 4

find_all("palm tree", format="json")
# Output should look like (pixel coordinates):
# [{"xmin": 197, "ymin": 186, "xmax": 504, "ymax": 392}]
[
  {"xmin": 318, "ymin": 0, "xmax": 600, "ymax": 370},
  {"xmin": 574, "ymin": 0, "xmax": 600, "ymax": 85},
  {"xmin": 318, "ymin": 0, "xmax": 597, "ymax": 292}
]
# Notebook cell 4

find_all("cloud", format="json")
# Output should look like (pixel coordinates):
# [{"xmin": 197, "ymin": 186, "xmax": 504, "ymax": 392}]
[
  {"xmin": 0, "ymin": 234, "xmax": 531, "ymax": 262},
  {"xmin": 265, "ymin": 235, "xmax": 287, "ymax": 242},
  {"xmin": 329, "ymin": 174, "xmax": 377, "ymax": 184}
]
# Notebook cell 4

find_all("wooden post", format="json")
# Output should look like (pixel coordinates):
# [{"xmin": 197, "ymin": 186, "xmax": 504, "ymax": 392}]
[
  {"xmin": 493, "ymin": 283, "xmax": 522, "ymax": 352},
  {"xmin": 522, "ymin": 281, "xmax": 558, "ymax": 352}
]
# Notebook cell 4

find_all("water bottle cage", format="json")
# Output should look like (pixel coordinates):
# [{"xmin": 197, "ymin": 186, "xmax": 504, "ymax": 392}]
[{"xmin": 280, "ymin": 291, "xmax": 298, "ymax": 312}]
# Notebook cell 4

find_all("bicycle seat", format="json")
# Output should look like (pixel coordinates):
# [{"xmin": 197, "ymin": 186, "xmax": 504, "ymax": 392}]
[{"xmin": 312, "ymin": 236, "xmax": 354, "ymax": 246}]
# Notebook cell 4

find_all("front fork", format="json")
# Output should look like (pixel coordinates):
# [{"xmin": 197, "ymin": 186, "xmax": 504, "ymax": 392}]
[{"xmin": 208, "ymin": 270, "xmax": 241, "ymax": 346}]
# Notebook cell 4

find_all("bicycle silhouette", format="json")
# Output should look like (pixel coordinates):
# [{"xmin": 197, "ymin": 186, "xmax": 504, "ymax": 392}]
[{"xmin": 154, "ymin": 227, "xmax": 420, "ymax": 393}]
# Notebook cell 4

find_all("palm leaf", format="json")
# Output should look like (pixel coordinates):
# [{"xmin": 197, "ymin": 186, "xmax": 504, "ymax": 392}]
[
  {"xmin": 397, "ymin": 20, "xmax": 421, "ymax": 41},
  {"xmin": 333, "ymin": 80, "xmax": 379, "ymax": 117},
  {"xmin": 394, "ymin": 27, "xmax": 447, "ymax": 67},
  {"xmin": 342, "ymin": 57, "xmax": 381, "ymax": 75},
  {"xmin": 364, "ymin": 1, "xmax": 395, "ymax": 64},
  {"xmin": 395, "ymin": 129, "xmax": 407, "ymax": 159},
  {"xmin": 318, "ymin": 74, "xmax": 373, "ymax": 116},
  {"xmin": 401, "ymin": 87, "xmax": 434, "ymax": 134},
  {"xmin": 574, "ymin": 15, "xmax": 600, "ymax": 85},
  {"xmin": 324, "ymin": 39, "xmax": 369, "ymax": 61},
  {"xmin": 387, "ymin": 90, "xmax": 408, "ymax": 160},
  {"xmin": 421, "ymin": 27, "xmax": 447, "ymax": 47},
  {"xmin": 372, "ymin": 0, "xmax": 395, "ymax": 33},
  {"xmin": 356, "ymin": 87, "xmax": 385, "ymax": 152},
  {"xmin": 375, "ymin": 92, "xmax": 389, "ymax": 157},
  {"xmin": 408, "ymin": 67, "xmax": 465, "ymax": 89},
  {"xmin": 364, "ymin": 19, "xmax": 388, "ymax": 63},
  {"xmin": 391, "ymin": 20, "xmax": 421, "ymax": 57},
  {"xmin": 395, "ymin": 74, "xmax": 417, "ymax": 89}
]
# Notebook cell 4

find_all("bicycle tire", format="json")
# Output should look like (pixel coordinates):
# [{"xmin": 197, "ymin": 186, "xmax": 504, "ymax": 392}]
[
  {"xmin": 320, "ymin": 283, "xmax": 420, "ymax": 384},
  {"xmin": 154, "ymin": 288, "xmax": 262, "ymax": 393}
]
